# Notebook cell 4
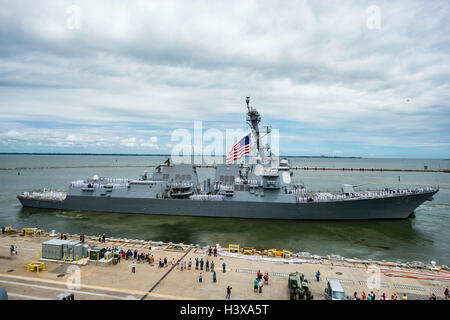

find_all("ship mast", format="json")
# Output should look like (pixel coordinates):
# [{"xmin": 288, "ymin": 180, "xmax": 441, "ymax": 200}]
[{"xmin": 246, "ymin": 97, "xmax": 268, "ymax": 164}]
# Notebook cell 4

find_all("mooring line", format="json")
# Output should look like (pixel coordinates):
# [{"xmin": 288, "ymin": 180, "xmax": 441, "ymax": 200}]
[{"xmin": 140, "ymin": 247, "xmax": 194, "ymax": 300}]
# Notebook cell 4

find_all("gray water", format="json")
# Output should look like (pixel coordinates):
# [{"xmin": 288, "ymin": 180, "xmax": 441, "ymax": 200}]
[{"xmin": 1, "ymin": 155, "xmax": 449, "ymax": 265}]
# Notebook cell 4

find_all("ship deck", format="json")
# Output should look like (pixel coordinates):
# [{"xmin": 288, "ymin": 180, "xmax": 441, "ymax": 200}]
[{"xmin": 17, "ymin": 191, "xmax": 67, "ymax": 202}]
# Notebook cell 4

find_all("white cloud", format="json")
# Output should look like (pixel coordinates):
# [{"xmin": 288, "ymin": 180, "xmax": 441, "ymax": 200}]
[
  {"xmin": 120, "ymin": 137, "xmax": 137, "ymax": 147},
  {"xmin": 0, "ymin": 0, "xmax": 449, "ymax": 157}
]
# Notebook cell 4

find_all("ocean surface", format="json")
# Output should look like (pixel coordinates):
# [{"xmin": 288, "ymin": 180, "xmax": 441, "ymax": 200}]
[{"xmin": 1, "ymin": 155, "xmax": 449, "ymax": 265}]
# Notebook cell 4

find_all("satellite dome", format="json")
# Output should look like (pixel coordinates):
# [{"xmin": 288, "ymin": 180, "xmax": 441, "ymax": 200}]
[{"xmin": 254, "ymin": 164, "xmax": 264, "ymax": 176}]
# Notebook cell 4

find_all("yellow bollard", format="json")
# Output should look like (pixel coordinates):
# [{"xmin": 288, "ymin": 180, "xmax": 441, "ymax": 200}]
[
  {"xmin": 70, "ymin": 254, "xmax": 73, "ymax": 262},
  {"xmin": 38, "ymin": 250, "xmax": 41, "ymax": 260},
  {"xmin": 76, "ymin": 255, "xmax": 78, "ymax": 264},
  {"xmin": 83, "ymin": 256, "xmax": 85, "ymax": 264},
  {"xmin": 97, "ymin": 253, "xmax": 99, "ymax": 265},
  {"xmin": 282, "ymin": 250, "xmax": 291, "ymax": 258},
  {"xmin": 63, "ymin": 253, "xmax": 66, "ymax": 262}
]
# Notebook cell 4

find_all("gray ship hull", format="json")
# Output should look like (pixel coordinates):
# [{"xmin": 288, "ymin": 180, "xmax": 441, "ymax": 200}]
[{"xmin": 17, "ymin": 191, "xmax": 436, "ymax": 220}]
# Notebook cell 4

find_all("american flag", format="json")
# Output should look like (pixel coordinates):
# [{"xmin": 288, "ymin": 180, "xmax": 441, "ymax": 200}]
[{"xmin": 226, "ymin": 134, "xmax": 252, "ymax": 164}]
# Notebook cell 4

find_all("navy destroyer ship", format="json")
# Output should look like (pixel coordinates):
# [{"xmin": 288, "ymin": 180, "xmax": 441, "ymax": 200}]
[{"xmin": 17, "ymin": 98, "xmax": 438, "ymax": 220}]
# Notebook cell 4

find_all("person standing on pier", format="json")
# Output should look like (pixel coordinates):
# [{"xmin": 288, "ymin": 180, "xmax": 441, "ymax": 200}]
[
  {"xmin": 222, "ymin": 262, "xmax": 226, "ymax": 273},
  {"xmin": 315, "ymin": 270, "xmax": 321, "ymax": 282},
  {"xmin": 195, "ymin": 258, "xmax": 199, "ymax": 270},
  {"xmin": 258, "ymin": 279, "xmax": 263, "ymax": 293},
  {"xmin": 213, "ymin": 272, "xmax": 217, "ymax": 283},
  {"xmin": 200, "ymin": 258, "xmax": 204, "ymax": 270},
  {"xmin": 188, "ymin": 258, "xmax": 192, "ymax": 270},
  {"xmin": 10, "ymin": 245, "xmax": 14, "ymax": 255},
  {"xmin": 211, "ymin": 261, "xmax": 214, "ymax": 272},
  {"xmin": 208, "ymin": 247, "xmax": 212, "ymax": 256},
  {"xmin": 199, "ymin": 273, "xmax": 203, "ymax": 283},
  {"xmin": 214, "ymin": 247, "xmax": 217, "ymax": 257},
  {"xmin": 131, "ymin": 261, "xmax": 136, "ymax": 273},
  {"xmin": 444, "ymin": 287, "xmax": 448, "ymax": 300},
  {"xmin": 226, "ymin": 286, "xmax": 232, "ymax": 299},
  {"xmin": 206, "ymin": 259, "xmax": 209, "ymax": 272}
]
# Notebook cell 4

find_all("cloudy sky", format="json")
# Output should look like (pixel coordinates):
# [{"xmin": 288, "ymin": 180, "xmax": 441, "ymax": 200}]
[{"xmin": 0, "ymin": 0, "xmax": 449, "ymax": 158}]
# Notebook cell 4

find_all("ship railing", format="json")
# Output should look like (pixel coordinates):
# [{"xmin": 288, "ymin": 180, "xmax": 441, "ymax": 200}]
[
  {"xmin": 170, "ymin": 182, "xmax": 193, "ymax": 187},
  {"xmin": 108, "ymin": 183, "xmax": 129, "ymax": 189},
  {"xmin": 297, "ymin": 187, "xmax": 435, "ymax": 203},
  {"xmin": 20, "ymin": 190, "xmax": 67, "ymax": 201},
  {"xmin": 190, "ymin": 194, "xmax": 225, "ymax": 201},
  {"xmin": 102, "ymin": 178, "xmax": 130, "ymax": 183},
  {"xmin": 70, "ymin": 181, "xmax": 129, "ymax": 189},
  {"xmin": 262, "ymin": 169, "xmax": 279, "ymax": 177}
]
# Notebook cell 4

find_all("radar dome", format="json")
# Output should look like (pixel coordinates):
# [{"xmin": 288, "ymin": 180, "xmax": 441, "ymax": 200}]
[
  {"xmin": 282, "ymin": 171, "xmax": 291, "ymax": 184},
  {"xmin": 254, "ymin": 164, "xmax": 264, "ymax": 176}
]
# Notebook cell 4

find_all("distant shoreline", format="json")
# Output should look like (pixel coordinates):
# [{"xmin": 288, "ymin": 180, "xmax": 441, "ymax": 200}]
[
  {"xmin": 1, "ymin": 153, "xmax": 449, "ymax": 160},
  {"xmin": 0, "ymin": 152, "xmax": 364, "ymax": 159}
]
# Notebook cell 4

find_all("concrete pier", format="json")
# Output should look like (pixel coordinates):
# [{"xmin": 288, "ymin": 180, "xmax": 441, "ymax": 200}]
[{"xmin": 1, "ymin": 232, "xmax": 448, "ymax": 300}]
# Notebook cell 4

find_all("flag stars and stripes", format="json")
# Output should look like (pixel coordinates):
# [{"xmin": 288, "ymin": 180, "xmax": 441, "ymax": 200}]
[{"xmin": 226, "ymin": 134, "xmax": 252, "ymax": 164}]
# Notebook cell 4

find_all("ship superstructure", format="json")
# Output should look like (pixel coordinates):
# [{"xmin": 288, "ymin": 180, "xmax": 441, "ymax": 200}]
[{"xmin": 18, "ymin": 98, "xmax": 438, "ymax": 220}]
